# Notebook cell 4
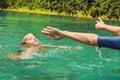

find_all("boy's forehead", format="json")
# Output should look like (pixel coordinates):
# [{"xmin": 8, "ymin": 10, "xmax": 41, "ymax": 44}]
[
  {"xmin": 25, "ymin": 33, "xmax": 35, "ymax": 37},
  {"xmin": 21, "ymin": 33, "xmax": 36, "ymax": 42},
  {"xmin": 22, "ymin": 34, "xmax": 35, "ymax": 40}
]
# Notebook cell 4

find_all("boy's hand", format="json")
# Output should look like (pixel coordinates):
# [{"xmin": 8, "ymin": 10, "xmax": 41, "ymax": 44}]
[
  {"xmin": 95, "ymin": 17, "xmax": 106, "ymax": 30},
  {"xmin": 41, "ymin": 26, "xmax": 64, "ymax": 40}
]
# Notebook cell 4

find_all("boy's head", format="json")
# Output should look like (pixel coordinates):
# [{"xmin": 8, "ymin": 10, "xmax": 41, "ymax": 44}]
[{"xmin": 20, "ymin": 33, "xmax": 40, "ymax": 47}]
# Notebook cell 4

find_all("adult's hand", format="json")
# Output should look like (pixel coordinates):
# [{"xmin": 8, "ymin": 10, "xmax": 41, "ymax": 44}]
[
  {"xmin": 41, "ymin": 26, "xmax": 64, "ymax": 40},
  {"xmin": 96, "ymin": 17, "xmax": 106, "ymax": 30}
]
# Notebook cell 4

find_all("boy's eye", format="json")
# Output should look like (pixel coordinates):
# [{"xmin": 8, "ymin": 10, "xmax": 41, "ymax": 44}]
[{"xmin": 29, "ymin": 38, "xmax": 32, "ymax": 40}]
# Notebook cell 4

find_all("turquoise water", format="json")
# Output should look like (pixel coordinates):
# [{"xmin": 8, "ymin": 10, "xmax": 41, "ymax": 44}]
[{"xmin": 0, "ymin": 11, "xmax": 120, "ymax": 80}]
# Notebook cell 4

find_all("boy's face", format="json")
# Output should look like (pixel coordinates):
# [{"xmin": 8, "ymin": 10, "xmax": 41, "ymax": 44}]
[{"xmin": 21, "ymin": 33, "xmax": 40, "ymax": 47}]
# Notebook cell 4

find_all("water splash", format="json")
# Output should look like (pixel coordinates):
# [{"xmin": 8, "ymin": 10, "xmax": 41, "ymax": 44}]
[
  {"xmin": 52, "ymin": 48, "xmax": 60, "ymax": 54},
  {"xmin": 96, "ymin": 47, "xmax": 102, "ymax": 58}
]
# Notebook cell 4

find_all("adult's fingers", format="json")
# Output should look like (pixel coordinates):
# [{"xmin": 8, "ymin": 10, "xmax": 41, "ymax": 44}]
[
  {"xmin": 98, "ymin": 17, "xmax": 103, "ymax": 22},
  {"xmin": 43, "ymin": 28, "xmax": 54, "ymax": 33},
  {"xmin": 41, "ymin": 30, "xmax": 51, "ymax": 35},
  {"xmin": 48, "ymin": 35, "xmax": 59, "ymax": 40},
  {"xmin": 48, "ymin": 36, "xmax": 56, "ymax": 39},
  {"xmin": 46, "ymin": 26, "xmax": 59, "ymax": 32},
  {"xmin": 96, "ymin": 20, "xmax": 99, "ymax": 23}
]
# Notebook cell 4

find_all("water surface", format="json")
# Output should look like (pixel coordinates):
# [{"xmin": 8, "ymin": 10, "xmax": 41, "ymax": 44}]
[{"xmin": 0, "ymin": 11, "xmax": 120, "ymax": 80}]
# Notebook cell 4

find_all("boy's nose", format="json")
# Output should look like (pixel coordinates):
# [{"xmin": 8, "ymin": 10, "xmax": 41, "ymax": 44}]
[{"xmin": 34, "ymin": 38, "xmax": 38, "ymax": 41}]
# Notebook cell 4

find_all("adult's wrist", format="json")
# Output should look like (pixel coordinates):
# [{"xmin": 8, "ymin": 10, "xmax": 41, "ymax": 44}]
[
  {"xmin": 103, "ymin": 24, "xmax": 110, "ymax": 29},
  {"xmin": 61, "ymin": 31, "xmax": 68, "ymax": 38}
]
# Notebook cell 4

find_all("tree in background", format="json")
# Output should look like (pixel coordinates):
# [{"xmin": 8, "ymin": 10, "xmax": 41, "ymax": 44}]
[
  {"xmin": 89, "ymin": 0, "xmax": 120, "ymax": 20},
  {"xmin": 0, "ymin": 0, "xmax": 119, "ymax": 20},
  {"xmin": 0, "ymin": 0, "xmax": 8, "ymax": 9}
]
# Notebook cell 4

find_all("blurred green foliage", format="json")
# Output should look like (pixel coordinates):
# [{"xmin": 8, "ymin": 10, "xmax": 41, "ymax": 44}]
[{"xmin": 0, "ymin": 0, "xmax": 119, "ymax": 20}]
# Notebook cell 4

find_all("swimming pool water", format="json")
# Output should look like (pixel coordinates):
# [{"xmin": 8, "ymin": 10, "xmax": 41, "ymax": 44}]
[{"xmin": 0, "ymin": 11, "xmax": 120, "ymax": 80}]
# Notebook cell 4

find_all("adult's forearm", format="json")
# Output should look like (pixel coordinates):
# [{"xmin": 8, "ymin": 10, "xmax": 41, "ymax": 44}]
[
  {"xmin": 61, "ymin": 31, "xmax": 98, "ymax": 46},
  {"xmin": 62, "ymin": 31, "xmax": 88, "ymax": 42},
  {"xmin": 102, "ymin": 24, "xmax": 120, "ymax": 35}
]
